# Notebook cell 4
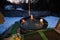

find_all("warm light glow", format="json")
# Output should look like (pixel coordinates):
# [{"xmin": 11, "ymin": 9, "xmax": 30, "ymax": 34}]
[
  {"xmin": 30, "ymin": 15, "xmax": 34, "ymax": 20},
  {"xmin": 40, "ymin": 19, "xmax": 43, "ymax": 22},
  {"xmin": 40, "ymin": 19, "xmax": 44, "ymax": 26},
  {"xmin": 21, "ymin": 19, "xmax": 25, "ymax": 24}
]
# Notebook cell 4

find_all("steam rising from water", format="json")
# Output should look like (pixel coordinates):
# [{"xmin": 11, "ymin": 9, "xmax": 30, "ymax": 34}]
[
  {"xmin": 7, "ymin": 0, "xmax": 22, "ymax": 4},
  {"xmin": 7, "ymin": 0, "xmax": 39, "ymax": 4}
]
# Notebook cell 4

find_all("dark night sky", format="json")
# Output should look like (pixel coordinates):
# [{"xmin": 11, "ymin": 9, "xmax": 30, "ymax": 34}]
[
  {"xmin": 0, "ymin": 0, "xmax": 60, "ymax": 17},
  {"xmin": 0, "ymin": 0, "xmax": 12, "ymax": 8},
  {"xmin": 0, "ymin": 0, "xmax": 60, "ymax": 12}
]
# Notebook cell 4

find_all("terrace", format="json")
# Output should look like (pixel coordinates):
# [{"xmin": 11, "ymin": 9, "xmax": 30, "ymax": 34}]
[{"xmin": 0, "ymin": 0, "xmax": 60, "ymax": 40}]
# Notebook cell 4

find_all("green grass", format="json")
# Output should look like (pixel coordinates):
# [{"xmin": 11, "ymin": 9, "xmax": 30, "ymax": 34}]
[
  {"xmin": 10, "ymin": 22, "xmax": 18, "ymax": 35},
  {"xmin": 38, "ymin": 31, "xmax": 48, "ymax": 40},
  {"xmin": 21, "ymin": 35, "xmax": 24, "ymax": 40}
]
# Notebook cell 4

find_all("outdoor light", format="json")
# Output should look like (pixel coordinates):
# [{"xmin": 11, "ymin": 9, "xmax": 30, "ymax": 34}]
[
  {"xmin": 40, "ymin": 19, "xmax": 43, "ymax": 23},
  {"xmin": 21, "ymin": 19, "xmax": 26, "ymax": 24},
  {"xmin": 30, "ymin": 15, "xmax": 34, "ymax": 20},
  {"xmin": 40, "ymin": 19, "xmax": 44, "ymax": 26}
]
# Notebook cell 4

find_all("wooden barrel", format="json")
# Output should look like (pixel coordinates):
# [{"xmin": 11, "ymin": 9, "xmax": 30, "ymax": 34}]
[{"xmin": 0, "ymin": 12, "xmax": 4, "ymax": 24}]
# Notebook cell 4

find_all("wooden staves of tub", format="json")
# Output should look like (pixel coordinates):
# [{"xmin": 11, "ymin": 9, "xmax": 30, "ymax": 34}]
[
  {"xmin": 0, "ymin": 12, "xmax": 4, "ymax": 24},
  {"xmin": 54, "ymin": 19, "xmax": 60, "ymax": 34}
]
